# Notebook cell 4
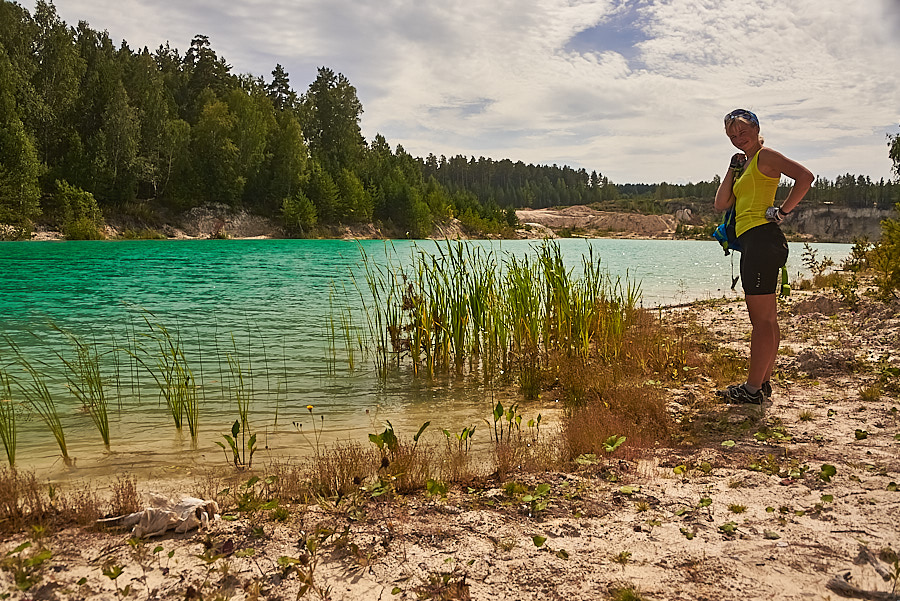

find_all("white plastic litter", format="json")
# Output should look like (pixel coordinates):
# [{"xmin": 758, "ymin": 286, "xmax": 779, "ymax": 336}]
[{"xmin": 97, "ymin": 495, "xmax": 220, "ymax": 538}]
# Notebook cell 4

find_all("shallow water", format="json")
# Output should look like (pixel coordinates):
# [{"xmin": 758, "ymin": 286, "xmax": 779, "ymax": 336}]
[{"xmin": 0, "ymin": 238, "xmax": 850, "ymax": 480}]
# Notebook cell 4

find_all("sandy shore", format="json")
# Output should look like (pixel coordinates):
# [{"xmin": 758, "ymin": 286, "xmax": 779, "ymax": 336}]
[{"xmin": 1, "ymin": 290, "xmax": 898, "ymax": 600}]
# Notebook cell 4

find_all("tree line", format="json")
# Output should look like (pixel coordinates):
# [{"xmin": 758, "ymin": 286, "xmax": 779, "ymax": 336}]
[{"xmin": 1, "ymin": 0, "xmax": 897, "ymax": 240}]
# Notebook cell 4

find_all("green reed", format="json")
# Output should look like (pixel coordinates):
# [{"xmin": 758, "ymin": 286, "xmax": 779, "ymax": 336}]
[
  {"xmin": 253, "ymin": 322, "xmax": 274, "ymax": 416},
  {"xmin": 0, "ymin": 370, "xmax": 17, "ymax": 466},
  {"xmin": 4, "ymin": 339, "xmax": 70, "ymax": 465},
  {"xmin": 277, "ymin": 335, "xmax": 288, "ymax": 426},
  {"xmin": 181, "ymin": 333, "xmax": 201, "ymax": 440},
  {"xmin": 325, "ymin": 289, "xmax": 338, "ymax": 376},
  {"xmin": 228, "ymin": 336, "xmax": 254, "ymax": 432},
  {"xmin": 49, "ymin": 325, "xmax": 111, "ymax": 448},
  {"xmin": 338, "ymin": 296, "xmax": 358, "ymax": 372},
  {"xmin": 326, "ymin": 285, "xmax": 359, "ymax": 377},
  {"xmin": 127, "ymin": 316, "xmax": 143, "ymax": 404},
  {"xmin": 348, "ymin": 239, "xmax": 641, "ymax": 387},
  {"xmin": 536, "ymin": 242, "xmax": 573, "ymax": 351},
  {"xmin": 356, "ymin": 241, "xmax": 406, "ymax": 377},
  {"xmin": 131, "ymin": 316, "xmax": 200, "ymax": 439},
  {"xmin": 219, "ymin": 335, "xmax": 257, "ymax": 468},
  {"xmin": 110, "ymin": 333, "xmax": 122, "ymax": 412},
  {"xmin": 466, "ymin": 246, "xmax": 498, "ymax": 363},
  {"xmin": 503, "ymin": 253, "xmax": 543, "ymax": 368}
]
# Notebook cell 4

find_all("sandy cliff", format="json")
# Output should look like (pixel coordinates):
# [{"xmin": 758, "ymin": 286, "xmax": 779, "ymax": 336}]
[{"xmin": 516, "ymin": 206, "xmax": 677, "ymax": 239}]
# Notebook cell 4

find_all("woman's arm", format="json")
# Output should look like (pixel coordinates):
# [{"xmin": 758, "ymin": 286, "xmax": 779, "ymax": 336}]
[
  {"xmin": 758, "ymin": 148, "xmax": 814, "ymax": 213},
  {"xmin": 714, "ymin": 155, "xmax": 741, "ymax": 211}
]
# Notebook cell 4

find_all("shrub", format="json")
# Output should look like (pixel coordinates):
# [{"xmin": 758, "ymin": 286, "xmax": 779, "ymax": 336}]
[
  {"xmin": 843, "ymin": 237, "xmax": 873, "ymax": 272},
  {"xmin": 54, "ymin": 180, "xmax": 105, "ymax": 240},
  {"xmin": 869, "ymin": 204, "xmax": 900, "ymax": 300},
  {"xmin": 281, "ymin": 190, "xmax": 317, "ymax": 235}
]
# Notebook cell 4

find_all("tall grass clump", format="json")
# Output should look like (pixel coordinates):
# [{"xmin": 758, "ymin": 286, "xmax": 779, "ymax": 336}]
[
  {"xmin": 355, "ymin": 241, "xmax": 405, "ymax": 377},
  {"xmin": 0, "ymin": 371, "xmax": 17, "ymax": 466},
  {"xmin": 4, "ymin": 339, "xmax": 70, "ymax": 466},
  {"xmin": 130, "ymin": 316, "xmax": 200, "ymax": 439},
  {"xmin": 49, "ymin": 325, "xmax": 111, "ymax": 448},
  {"xmin": 350, "ymin": 239, "xmax": 641, "ymax": 388}
]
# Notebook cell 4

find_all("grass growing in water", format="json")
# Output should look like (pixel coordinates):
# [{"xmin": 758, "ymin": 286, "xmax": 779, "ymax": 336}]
[
  {"xmin": 4, "ymin": 339, "xmax": 70, "ymax": 466},
  {"xmin": 48, "ymin": 325, "xmax": 112, "ymax": 448},
  {"xmin": 345, "ymin": 239, "xmax": 699, "ymax": 466},
  {"xmin": 0, "ymin": 371, "xmax": 17, "ymax": 466},
  {"xmin": 352, "ymin": 239, "xmax": 641, "ymax": 385},
  {"xmin": 216, "ymin": 336, "xmax": 257, "ymax": 469},
  {"xmin": 130, "ymin": 315, "xmax": 200, "ymax": 440}
]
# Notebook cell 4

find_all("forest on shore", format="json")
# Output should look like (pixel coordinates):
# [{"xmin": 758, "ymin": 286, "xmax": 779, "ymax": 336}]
[{"xmin": 1, "ymin": 0, "xmax": 900, "ymax": 241}]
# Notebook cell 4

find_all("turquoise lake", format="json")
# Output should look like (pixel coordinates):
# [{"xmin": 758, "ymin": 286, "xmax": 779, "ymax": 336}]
[{"xmin": 0, "ymin": 238, "xmax": 850, "ymax": 480}]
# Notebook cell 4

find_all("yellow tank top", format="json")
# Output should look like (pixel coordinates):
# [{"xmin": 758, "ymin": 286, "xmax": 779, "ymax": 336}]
[{"xmin": 732, "ymin": 150, "xmax": 780, "ymax": 237}]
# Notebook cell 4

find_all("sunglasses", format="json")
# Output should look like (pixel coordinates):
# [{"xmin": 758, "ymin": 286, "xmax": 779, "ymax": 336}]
[{"xmin": 724, "ymin": 109, "xmax": 759, "ymax": 127}]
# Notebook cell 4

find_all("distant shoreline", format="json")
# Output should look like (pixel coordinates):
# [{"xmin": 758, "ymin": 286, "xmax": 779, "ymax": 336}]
[{"xmin": 13, "ymin": 203, "xmax": 888, "ymax": 243}]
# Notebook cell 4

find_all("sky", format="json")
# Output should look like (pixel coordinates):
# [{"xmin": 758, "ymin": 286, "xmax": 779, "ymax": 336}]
[{"xmin": 50, "ymin": 0, "xmax": 900, "ymax": 185}]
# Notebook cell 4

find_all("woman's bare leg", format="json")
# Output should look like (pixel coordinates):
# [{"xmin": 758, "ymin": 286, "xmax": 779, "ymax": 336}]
[{"xmin": 744, "ymin": 293, "xmax": 779, "ymax": 388}]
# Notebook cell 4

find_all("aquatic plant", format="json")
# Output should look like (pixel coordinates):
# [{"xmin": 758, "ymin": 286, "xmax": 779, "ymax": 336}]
[
  {"xmin": 125, "ymin": 315, "xmax": 143, "ymax": 404},
  {"xmin": 0, "ymin": 371, "xmax": 17, "ymax": 466},
  {"xmin": 215, "ymin": 336, "xmax": 258, "ymax": 469},
  {"xmin": 225, "ymin": 337, "xmax": 252, "ymax": 434},
  {"xmin": 4, "ymin": 339, "xmax": 70, "ymax": 465},
  {"xmin": 48, "ymin": 325, "xmax": 111, "ymax": 448},
  {"xmin": 253, "ymin": 323, "xmax": 274, "ymax": 413},
  {"xmin": 216, "ymin": 418, "xmax": 257, "ymax": 470},
  {"xmin": 349, "ymin": 239, "xmax": 640, "ymax": 395},
  {"xmin": 275, "ymin": 335, "xmax": 288, "ymax": 427},
  {"xmin": 130, "ymin": 315, "xmax": 200, "ymax": 439},
  {"xmin": 442, "ymin": 425, "xmax": 476, "ymax": 455},
  {"xmin": 490, "ymin": 400, "xmax": 526, "ymax": 444},
  {"xmin": 355, "ymin": 241, "xmax": 405, "ymax": 377}
]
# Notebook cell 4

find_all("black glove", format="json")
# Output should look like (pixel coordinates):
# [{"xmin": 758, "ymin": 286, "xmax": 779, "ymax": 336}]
[{"xmin": 729, "ymin": 153, "xmax": 747, "ymax": 172}]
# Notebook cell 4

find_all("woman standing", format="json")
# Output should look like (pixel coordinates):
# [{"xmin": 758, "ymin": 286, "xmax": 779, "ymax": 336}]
[{"xmin": 714, "ymin": 109, "xmax": 814, "ymax": 404}]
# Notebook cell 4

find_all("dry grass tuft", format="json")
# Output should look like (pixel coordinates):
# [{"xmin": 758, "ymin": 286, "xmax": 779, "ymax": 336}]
[
  {"xmin": 56, "ymin": 482, "xmax": 102, "ymax": 526},
  {"xmin": 564, "ymin": 383, "xmax": 670, "ymax": 459},
  {"xmin": 0, "ymin": 468, "xmax": 47, "ymax": 534},
  {"xmin": 0, "ymin": 468, "xmax": 106, "ymax": 534},
  {"xmin": 493, "ymin": 441, "xmax": 525, "ymax": 480},
  {"xmin": 109, "ymin": 475, "xmax": 141, "ymax": 516},
  {"xmin": 386, "ymin": 440, "xmax": 436, "ymax": 494},
  {"xmin": 302, "ymin": 442, "xmax": 379, "ymax": 499},
  {"xmin": 442, "ymin": 447, "xmax": 474, "ymax": 483}
]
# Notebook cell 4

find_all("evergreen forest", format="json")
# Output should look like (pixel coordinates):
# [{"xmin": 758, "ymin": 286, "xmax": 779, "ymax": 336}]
[{"xmin": 1, "ymin": 1, "xmax": 899, "ymax": 240}]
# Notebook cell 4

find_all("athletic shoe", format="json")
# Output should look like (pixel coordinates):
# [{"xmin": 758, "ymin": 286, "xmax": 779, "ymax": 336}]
[
  {"xmin": 717, "ymin": 383, "xmax": 765, "ymax": 405},
  {"xmin": 761, "ymin": 381, "xmax": 772, "ymax": 398}
]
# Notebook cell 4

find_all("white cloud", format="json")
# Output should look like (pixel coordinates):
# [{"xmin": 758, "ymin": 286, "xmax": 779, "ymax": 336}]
[{"xmin": 50, "ymin": 0, "xmax": 900, "ymax": 183}]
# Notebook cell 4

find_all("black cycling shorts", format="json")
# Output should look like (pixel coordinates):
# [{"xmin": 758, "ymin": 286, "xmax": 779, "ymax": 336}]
[{"xmin": 738, "ymin": 223, "xmax": 788, "ymax": 295}]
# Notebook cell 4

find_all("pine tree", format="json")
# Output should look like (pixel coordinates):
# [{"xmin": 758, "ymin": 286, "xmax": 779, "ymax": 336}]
[
  {"xmin": 0, "ymin": 43, "xmax": 42, "ymax": 234},
  {"xmin": 301, "ymin": 67, "xmax": 364, "ymax": 173}
]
